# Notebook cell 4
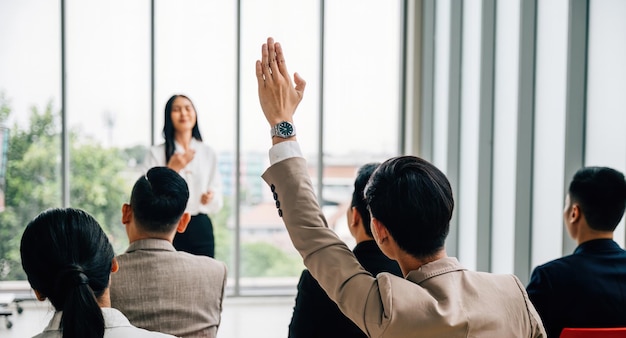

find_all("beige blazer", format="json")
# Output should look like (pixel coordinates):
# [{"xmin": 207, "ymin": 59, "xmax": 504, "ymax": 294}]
[
  {"xmin": 263, "ymin": 157, "xmax": 546, "ymax": 338},
  {"xmin": 110, "ymin": 239, "xmax": 227, "ymax": 338}
]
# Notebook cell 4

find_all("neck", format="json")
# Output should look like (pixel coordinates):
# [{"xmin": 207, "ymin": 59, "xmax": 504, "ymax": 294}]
[
  {"xmin": 127, "ymin": 222, "xmax": 176, "ymax": 244},
  {"xmin": 354, "ymin": 226, "xmax": 373, "ymax": 244},
  {"xmin": 396, "ymin": 248, "xmax": 447, "ymax": 277},
  {"xmin": 129, "ymin": 233, "xmax": 174, "ymax": 244},
  {"xmin": 96, "ymin": 288, "xmax": 111, "ymax": 308},
  {"xmin": 577, "ymin": 230, "xmax": 613, "ymax": 246},
  {"xmin": 175, "ymin": 132, "xmax": 193, "ymax": 150}
]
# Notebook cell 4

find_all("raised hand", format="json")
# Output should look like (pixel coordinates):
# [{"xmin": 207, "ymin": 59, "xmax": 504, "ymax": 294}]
[{"xmin": 255, "ymin": 37, "xmax": 306, "ymax": 129}]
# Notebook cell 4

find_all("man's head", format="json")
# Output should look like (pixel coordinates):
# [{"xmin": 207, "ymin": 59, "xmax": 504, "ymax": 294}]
[
  {"xmin": 365, "ymin": 156, "xmax": 453, "ymax": 259},
  {"xmin": 347, "ymin": 162, "xmax": 380, "ymax": 240},
  {"xmin": 123, "ymin": 166, "xmax": 190, "ymax": 239},
  {"xmin": 566, "ymin": 166, "xmax": 626, "ymax": 233}
]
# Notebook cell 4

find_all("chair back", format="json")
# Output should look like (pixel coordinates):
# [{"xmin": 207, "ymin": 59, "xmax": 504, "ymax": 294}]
[{"xmin": 560, "ymin": 327, "xmax": 626, "ymax": 338}]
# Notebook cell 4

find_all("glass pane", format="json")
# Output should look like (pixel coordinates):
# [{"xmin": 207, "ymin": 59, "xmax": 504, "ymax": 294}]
[
  {"xmin": 458, "ymin": 0, "xmax": 481, "ymax": 270},
  {"xmin": 585, "ymin": 0, "xmax": 626, "ymax": 246},
  {"xmin": 65, "ymin": 0, "xmax": 151, "ymax": 256},
  {"xmin": 240, "ymin": 0, "xmax": 320, "ymax": 293},
  {"xmin": 322, "ymin": 0, "xmax": 401, "ymax": 247},
  {"xmin": 0, "ymin": 0, "xmax": 61, "ymax": 281},
  {"xmin": 491, "ymin": 0, "xmax": 520, "ymax": 274},
  {"xmin": 432, "ymin": 0, "xmax": 451, "ymax": 171},
  {"xmin": 154, "ymin": 0, "xmax": 237, "ymax": 292},
  {"xmin": 531, "ymin": 0, "xmax": 568, "ymax": 268}
]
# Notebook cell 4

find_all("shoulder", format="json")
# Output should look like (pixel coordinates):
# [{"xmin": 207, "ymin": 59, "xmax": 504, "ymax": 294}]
[
  {"xmin": 145, "ymin": 143, "xmax": 166, "ymax": 163},
  {"xmin": 297, "ymin": 269, "xmax": 321, "ymax": 289},
  {"xmin": 178, "ymin": 251, "xmax": 227, "ymax": 274},
  {"xmin": 192, "ymin": 139, "xmax": 216, "ymax": 152},
  {"xmin": 531, "ymin": 255, "xmax": 577, "ymax": 277}
]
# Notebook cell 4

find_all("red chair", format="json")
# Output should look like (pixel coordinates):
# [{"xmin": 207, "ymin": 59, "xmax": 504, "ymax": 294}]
[{"xmin": 560, "ymin": 328, "xmax": 626, "ymax": 338}]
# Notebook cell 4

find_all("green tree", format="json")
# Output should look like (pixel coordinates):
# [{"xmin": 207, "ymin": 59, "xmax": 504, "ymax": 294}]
[
  {"xmin": 0, "ymin": 94, "xmax": 132, "ymax": 280},
  {"xmin": 241, "ymin": 241, "xmax": 303, "ymax": 277},
  {"xmin": 69, "ymin": 137, "xmax": 130, "ymax": 253}
]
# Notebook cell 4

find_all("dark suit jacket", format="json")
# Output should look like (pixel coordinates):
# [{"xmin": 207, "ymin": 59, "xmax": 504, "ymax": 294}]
[
  {"xmin": 263, "ymin": 157, "xmax": 545, "ymax": 337},
  {"xmin": 527, "ymin": 239, "xmax": 626, "ymax": 338},
  {"xmin": 288, "ymin": 240, "xmax": 402, "ymax": 338}
]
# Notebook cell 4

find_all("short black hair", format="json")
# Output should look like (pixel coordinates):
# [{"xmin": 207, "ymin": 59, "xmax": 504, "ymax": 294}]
[
  {"xmin": 131, "ymin": 166, "xmax": 190, "ymax": 233},
  {"xmin": 568, "ymin": 166, "xmax": 626, "ymax": 231},
  {"xmin": 365, "ymin": 156, "xmax": 453, "ymax": 259},
  {"xmin": 351, "ymin": 162, "xmax": 380, "ymax": 237}
]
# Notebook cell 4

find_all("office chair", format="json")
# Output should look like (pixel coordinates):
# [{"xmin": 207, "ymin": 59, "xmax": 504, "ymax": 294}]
[{"xmin": 560, "ymin": 327, "xmax": 626, "ymax": 338}]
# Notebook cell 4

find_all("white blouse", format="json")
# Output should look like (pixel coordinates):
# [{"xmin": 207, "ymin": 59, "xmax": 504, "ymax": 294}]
[
  {"xmin": 144, "ymin": 138, "xmax": 224, "ymax": 216},
  {"xmin": 33, "ymin": 307, "xmax": 177, "ymax": 338}
]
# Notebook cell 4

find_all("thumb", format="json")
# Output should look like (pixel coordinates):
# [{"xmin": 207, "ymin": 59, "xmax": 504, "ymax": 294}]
[{"xmin": 294, "ymin": 72, "xmax": 306, "ymax": 98}]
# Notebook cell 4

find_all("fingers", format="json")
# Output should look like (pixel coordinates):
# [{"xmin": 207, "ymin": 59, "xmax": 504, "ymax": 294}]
[
  {"xmin": 255, "ymin": 60, "xmax": 265, "ymax": 88},
  {"xmin": 294, "ymin": 72, "xmax": 306, "ymax": 98},
  {"xmin": 261, "ymin": 41, "xmax": 272, "ymax": 83},
  {"xmin": 268, "ymin": 38, "xmax": 281, "ymax": 79},
  {"xmin": 275, "ymin": 42, "xmax": 289, "ymax": 78}
]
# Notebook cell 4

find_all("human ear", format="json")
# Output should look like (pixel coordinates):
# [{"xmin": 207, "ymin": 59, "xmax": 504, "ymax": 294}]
[
  {"xmin": 371, "ymin": 218, "xmax": 389, "ymax": 244},
  {"xmin": 350, "ymin": 207, "xmax": 361, "ymax": 227},
  {"xmin": 111, "ymin": 258, "xmax": 119, "ymax": 273},
  {"xmin": 121, "ymin": 203, "xmax": 132, "ymax": 225},
  {"xmin": 177, "ymin": 213, "xmax": 191, "ymax": 233},
  {"xmin": 34, "ymin": 289, "xmax": 46, "ymax": 302}
]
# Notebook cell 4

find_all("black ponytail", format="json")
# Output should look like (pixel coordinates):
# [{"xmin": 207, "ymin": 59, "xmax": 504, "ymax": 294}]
[{"xmin": 21, "ymin": 208, "xmax": 114, "ymax": 338}]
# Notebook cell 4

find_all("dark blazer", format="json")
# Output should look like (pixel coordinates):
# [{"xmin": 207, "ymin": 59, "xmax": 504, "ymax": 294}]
[
  {"xmin": 263, "ymin": 157, "xmax": 545, "ymax": 337},
  {"xmin": 527, "ymin": 239, "xmax": 626, "ymax": 338},
  {"xmin": 288, "ymin": 240, "xmax": 402, "ymax": 338}
]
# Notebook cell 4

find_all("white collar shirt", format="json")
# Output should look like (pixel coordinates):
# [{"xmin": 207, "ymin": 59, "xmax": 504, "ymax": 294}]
[{"xmin": 32, "ymin": 307, "xmax": 178, "ymax": 338}]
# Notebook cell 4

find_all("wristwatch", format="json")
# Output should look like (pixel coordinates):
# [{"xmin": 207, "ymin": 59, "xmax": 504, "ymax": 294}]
[{"xmin": 271, "ymin": 121, "xmax": 296, "ymax": 139}]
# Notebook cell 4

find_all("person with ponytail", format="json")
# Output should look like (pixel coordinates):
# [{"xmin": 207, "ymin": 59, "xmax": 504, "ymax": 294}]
[
  {"xmin": 20, "ymin": 208, "xmax": 176, "ymax": 338},
  {"xmin": 144, "ymin": 94, "xmax": 223, "ymax": 258}
]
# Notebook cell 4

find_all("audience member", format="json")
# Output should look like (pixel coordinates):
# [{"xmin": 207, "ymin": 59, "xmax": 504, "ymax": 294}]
[
  {"xmin": 255, "ymin": 37, "xmax": 546, "ymax": 337},
  {"xmin": 20, "ymin": 208, "xmax": 175, "ymax": 338},
  {"xmin": 110, "ymin": 166, "xmax": 227, "ymax": 338},
  {"xmin": 527, "ymin": 166, "xmax": 626, "ymax": 337},
  {"xmin": 288, "ymin": 163, "xmax": 402, "ymax": 338}
]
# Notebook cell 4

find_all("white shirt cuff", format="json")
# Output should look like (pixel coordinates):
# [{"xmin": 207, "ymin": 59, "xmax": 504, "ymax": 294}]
[{"xmin": 269, "ymin": 141, "xmax": 303, "ymax": 165}]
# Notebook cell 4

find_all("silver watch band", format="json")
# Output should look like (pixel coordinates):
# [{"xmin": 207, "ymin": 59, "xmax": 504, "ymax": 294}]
[{"xmin": 270, "ymin": 121, "xmax": 296, "ymax": 138}]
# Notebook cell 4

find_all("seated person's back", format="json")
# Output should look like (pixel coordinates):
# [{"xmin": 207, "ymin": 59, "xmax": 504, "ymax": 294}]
[
  {"xmin": 288, "ymin": 163, "xmax": 403, "ymax": 338},
  {"xmin": 20, "ymin": 207, "xmax": 176, "ymax": 338},
  {"xmin": 527, "ymin": 166, "xmax": 626, "ymax": 337},
  {"xmin": 110, "ymin": 166, "xmax": 227, "ymax": 338}
]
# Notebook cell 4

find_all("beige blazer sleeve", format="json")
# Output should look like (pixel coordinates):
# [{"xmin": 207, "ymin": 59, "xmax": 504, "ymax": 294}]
[
  {"xmin": 263, "ymin": 157, "xmax": 389, "ymax": 335},
  {"xmin": 263, "ymin": 157, "xmax": 546, "ymax": 338}
]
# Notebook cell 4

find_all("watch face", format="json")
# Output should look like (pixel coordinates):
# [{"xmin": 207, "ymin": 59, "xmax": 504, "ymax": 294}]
[{"xmin": 278, "ymin": 121, "xmax": 294, "ymax": 136}]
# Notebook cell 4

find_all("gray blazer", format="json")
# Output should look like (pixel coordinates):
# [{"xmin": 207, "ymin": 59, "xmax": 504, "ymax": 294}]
[
  {"xmin": 110, "ymin": 239, "xmax": 227, "ymax": 338},
  {"xmin": 263, "ymin": 157, "xmax": 546, "ymax": 338}
]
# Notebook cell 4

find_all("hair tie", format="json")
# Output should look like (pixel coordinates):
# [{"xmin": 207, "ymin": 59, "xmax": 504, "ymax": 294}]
[{"xmin": 56, "ymin": 265, "xmax": 90, "ymax": 288}]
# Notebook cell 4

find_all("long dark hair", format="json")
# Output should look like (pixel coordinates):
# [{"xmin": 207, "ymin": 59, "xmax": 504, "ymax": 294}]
[
  {"xmin": 163, "ymin": 94, "xmax": 203, "ymax": 164},
  {"xmin": 20, "ymin": 208, "xmax": 114, "ymax": 338}
]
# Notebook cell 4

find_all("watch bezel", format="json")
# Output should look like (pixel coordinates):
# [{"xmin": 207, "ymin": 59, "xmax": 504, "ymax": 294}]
[{"xmin": 271, "ymin": 121, "xmax": 296, "ymax": 138}]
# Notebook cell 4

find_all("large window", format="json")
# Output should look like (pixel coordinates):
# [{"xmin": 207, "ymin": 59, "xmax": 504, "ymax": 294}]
[
  {"xmin": 322, "ymin": 0, "xmax": 402, "ymax": 247},
  {"xmin": 0, "ymin": 0, "xmax": 403, "ymax": 295},
  {"xmin": 0, "ymin": 0, "xmax": 61, "ymax": 280}
]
